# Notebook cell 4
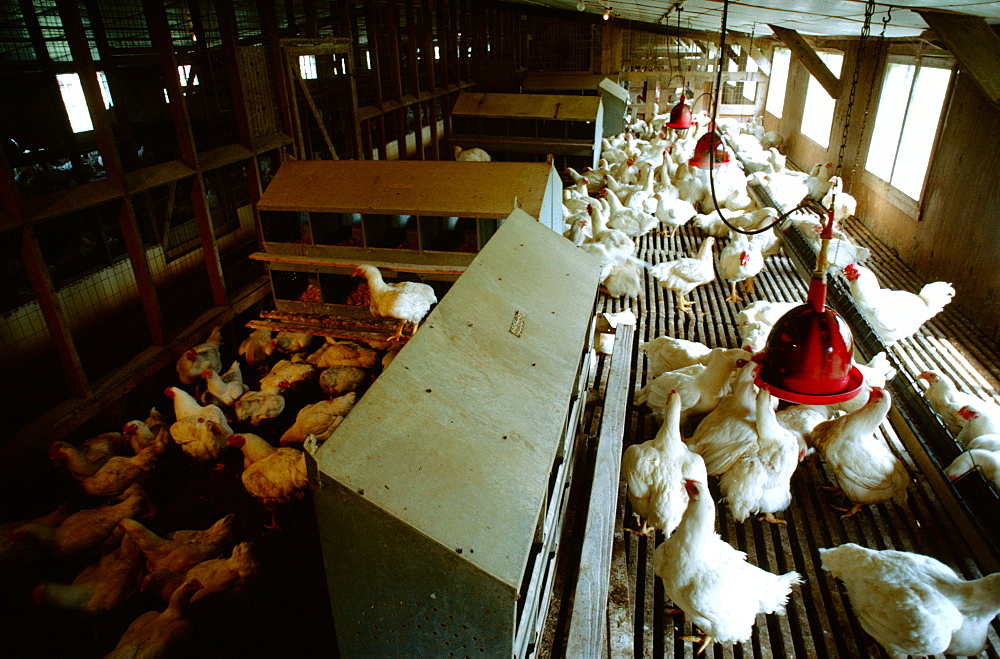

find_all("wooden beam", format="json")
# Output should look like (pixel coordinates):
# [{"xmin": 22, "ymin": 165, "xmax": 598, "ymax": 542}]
[
  {"xmin": 769, "ymin": 24, "xmax": 842, "ymax": 99},
  {"xmin": 731, "ymin": 35, "xmax": 771, "ymax": 76},
  {"xmin": 917, "ymin": 10, "xmax": 1000, "ymax": 109}
]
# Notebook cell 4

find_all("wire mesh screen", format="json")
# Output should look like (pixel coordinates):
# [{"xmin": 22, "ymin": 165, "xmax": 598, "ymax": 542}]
[
  {"xmin": 233, "ymin": 0, "xmax": 261, "ymax": 40},
  {"xmin": 287, "ymin": 45, "xmax": 358, "ymax": 160},
  {"xmin": 239, "ymin": 43, "xmax": 282, "ymax": 138},
  {"xmin": 33, "ymin": 201, "xmax": 128, "ymax": 291},
  {"xmin": 525, "ymin": 18, "xmax": 594, "ymax": 72},
  {"xmin": 0, "ymin": 2, "xmax": 36, "ymax": 61}
]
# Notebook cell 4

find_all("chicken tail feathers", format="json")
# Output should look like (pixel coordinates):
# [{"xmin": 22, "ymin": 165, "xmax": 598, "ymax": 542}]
[{"xmin": 918, "ymin": 282, "xmax": 956, "ymax": 314}]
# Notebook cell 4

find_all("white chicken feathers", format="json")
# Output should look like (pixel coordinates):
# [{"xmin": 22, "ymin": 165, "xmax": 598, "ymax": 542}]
[
  {"xmin": 820, "ymin": 543, "xmax": 1000, "ymax": 657},
  {"xmin": 354, "ymin": 264, "xmax": 437, "ymax": 340},
  {"xmin": 648, "ymin": 236, "xmax": 716, "ymax": 312},
  {"xmin": 654, "ymin": 479, "xmax": 801, "ymax": 650},
  {"xmin": 621, "ymin": 391, "xmax": 708, "ymax": 535}
]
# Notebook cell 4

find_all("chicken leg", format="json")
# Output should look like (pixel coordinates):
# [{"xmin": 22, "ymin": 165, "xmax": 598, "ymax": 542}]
[
  {"xmin": 675, "ymin": 294, "xmax": 696, "ymax": 313},
  {"xmin": 726, "ymin": 281, "xmax": 743, "ymax": 304},
  {"xmin": 758, "ymin": 512, "xmax": 787, "ymax": 525},
  {"xmin": 390, "ymin": 320, "xmax": 406, "ymax": 342}
]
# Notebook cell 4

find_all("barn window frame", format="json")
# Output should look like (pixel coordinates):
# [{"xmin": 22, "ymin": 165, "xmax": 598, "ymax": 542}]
[
  {"xmin": 765, "ymin": 46, "xmax": 791, "ymax": 119},
  {"xmin": 800, "ymin": 49, "xmax": 843, "ymax": 148},
  {"xmin": 864, "ymin": 52, "xmax": 954, "ymax": 209}
]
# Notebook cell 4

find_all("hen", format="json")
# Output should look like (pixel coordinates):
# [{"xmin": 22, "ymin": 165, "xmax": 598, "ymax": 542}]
[
  {"xmin": 717, "ymin": 388, "xmax": 800, "ymax": 524},
  {"xmin": 274, "ymin": 331, "xmax": 314, "ymax": 354},
  {"xmin": 238, "ymin": 328, "xmax": 276, "ymax": 367},
  {"xmin": 634, "ymin": 348, "xmax": 747, "ymax": 426},
  {"xmin": 353, "ymin": 264, "xmax": 438, "ymax": 341},
  {"xmin": 105, "ymin": 578, "xmax": 204, "ymax": 659},
  {"xmin": 259, "ymin": 358, "xmax": 317, "ymax": 393},
  {"xmin": 809, "ymin": 388, "xmax": 910, "ymax": 516},
  {"xmin": 687, "ymin": 360, "xmax": 761, "ymax": 476},
  {"xmin": 820, "ymin": 175, "xmax": 857, "ymax": 223},
  {"xmin": 844, "ymin": 263, "xmax": 955, "ymax": 347},
  {"xmin": 318, "ymin": 365, "xmax": 368, "ymax": 397},
  {"xmin": 200, "ymin": 361, "xmax": 248, "ymax": 407},
  {"xmin": 945, "ymin": 449, "xmax": 1000, "ymax": 489},
  {"xmin": 169, "ymin": 415, "xmax": 232, "ymax": 462},
  {"xmin": 820, "ymin": 543, "xmax": 1000, "ymax": 657},
  {"xmin": 142, "ymin": 541, "xmax": 259, "ymax": 606},
  {"xmin": 48, "ymin": 432, "xmax": 129, "ymax": 479},
  {"xmin": 234, "ymin": 390, "xmax": 286, "ymax": 425},
  {"xmin": 638, "ymin": 336, "xmax": 712, "ymax": 379},
  {"xmin": 123, "ymin": 408, "xmax": 171, "ymax": 456},
  {"xmin": 955, "ymin": 401, "xmax": 1000, "ymax": 446},
  {"xmin": 120, "ymin": 514, "xmax": 235, "ymax": 574},
  {"xmin": 453, "ymin": 145, "xmax": 491, "ymax": 161},
  {"xmin": 718, "ymin": 231, "xmax": 764, "ymax": 303},
  {"xmin": 307, "ymin": 339, "xmax": 378, "ymax": 370},
  {"xmin": 12, "ymin": 490, "xmax": 146, "ymax": 557},
  {"xmin": 917, "ymin": 370, "xmax": 980, "ymax": 435},
  {"xmin": 228, "ymin": 433, "xmax": 309, "ymax": 530},
  {"xmin": 831, "ymin": 351, "xmax": 898, "ymax": 414},
  {"xmin": 175, "ymin": 325, "xmax": 223, "ymax": 385},
  {"xmin": 32, "ymin": 535, "xmax": 145, "ymax": 614},
  {"xmin": 648, "ymin": 236, "xmax": 716, "ymax": 312},
  {"xmin": 279, "ymin": 392, "xmax": 358, "ymax": 446},
  {"xmin": 621, "ymin": 391, "xmax": 708, "ymax": 536},
  {"xmin": 653, "ymin": 479, "xmax": 801, "ymax": 652},
  {"xmin": 73, "ymin": 445, "xmax": 159, "ymax": 498}
]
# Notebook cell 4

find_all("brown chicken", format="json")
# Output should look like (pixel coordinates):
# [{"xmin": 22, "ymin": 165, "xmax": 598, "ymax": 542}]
[
  {"xmin": 141, "ymin": 541, "xmax": 259, "ymax": 605},
  {"xmin": 11, "ymin": 490, "xmax": 146, "ymax": 557},
  {"xmin": 75, "ymin": 446, "xmax": 159, "ymax": 498},
  {"xmin": 119, "ymin": 514, "xmax": 235, "ymax": 574},
  {"xmin": 104, "ymin": 578, "xmax": 204, "ymax": 659},
  {"xmin": 228, "ymin": 433, "xmax": 308, "ymax": 530},
  {"xmin": 31, "ymin": 534, "xmax": 145, "ymax": 614},
  {"xmin": 278, "ymin": 392, "xmax": 357, "ymax": 446}
]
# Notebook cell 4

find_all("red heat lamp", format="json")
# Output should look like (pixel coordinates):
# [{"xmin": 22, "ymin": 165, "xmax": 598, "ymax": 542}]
[
  {"xmin": 665, "ymin": 94, "xmax": 693, "ymax": 130},
  {"xmin": 754, "ymin": 208, "xmax": 865, "ymax": 405},
  {"xmin": 688, "ymin": 123, "xmax": 731, "ymax": 168}
]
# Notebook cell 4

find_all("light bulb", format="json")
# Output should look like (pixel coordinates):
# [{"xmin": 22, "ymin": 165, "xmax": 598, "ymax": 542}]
[
  {"xmin": 603, "ymin": 7, "xmax": 610, "ymax": 19},
  {"xmin": 577, "ymin": 0, "xmax": 586, "ymax": 10}
]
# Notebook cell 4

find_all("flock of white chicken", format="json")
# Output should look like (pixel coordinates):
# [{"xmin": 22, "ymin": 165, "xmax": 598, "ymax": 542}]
[
  {"xmin": 0, "ymin": 263, "xmax": 439, "ymax": 656},
  {"xmin": 595, "ymin": 110, "xmax": 997, "ymax": 655}
]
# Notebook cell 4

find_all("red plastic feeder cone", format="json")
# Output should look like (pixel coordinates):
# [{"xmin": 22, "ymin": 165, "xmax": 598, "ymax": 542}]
[
  {"xmin": 754, "ymin": 207, "xmax": 864, "ymax": 404},
  {"xmin": 689, "ymin": 125, "xmax": 730, "ymax": 168},
  {"xmin": 665, "ymin": 95, "xmax": 693, "ymax": 130}
]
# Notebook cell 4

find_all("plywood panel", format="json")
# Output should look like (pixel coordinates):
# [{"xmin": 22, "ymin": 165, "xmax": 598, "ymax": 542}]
[
  {"xmin": 257, "ymin": 159, "xmax": 555, "ymax": 220},
  {"xmin": 452, "ymin": 91, "xmax": 601, "ymax": 122}
]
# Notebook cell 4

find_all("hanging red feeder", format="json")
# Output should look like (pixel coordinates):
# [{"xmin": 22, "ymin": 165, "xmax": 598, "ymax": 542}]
[
  {"xmin": 665, "ymin": 94, "xmax": 693, "ymax": 130},
  {"xmin": 754, "ymin": 208, "xmax": 864, "ymax": 404},
  {"xmin": 688, "ymin": 123, "xmax": 731, "ymax": 168}
]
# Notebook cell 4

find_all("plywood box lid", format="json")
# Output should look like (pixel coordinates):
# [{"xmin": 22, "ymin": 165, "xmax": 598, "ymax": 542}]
[
  {"xmin": 451, "ymin": 91, "xmax": 601, "ymax": 122},
  {"xmin": 521, "ymin": 73, "xmax": 608, "ymax": 92},
  {"xmin": 314, "ymin": 210, "xmax": 602, "ymax": 588},
  {"xmin": 257, "ymin": 160, "xmax": 554, "ymax": 219},
  {"xmin": 599, "ymin": 78, "xmax": 630, "ymax": 103}
]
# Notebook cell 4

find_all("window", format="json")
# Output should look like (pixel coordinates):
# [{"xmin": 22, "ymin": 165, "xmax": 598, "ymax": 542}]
[
  {"xmin": 800, "ymin": 51, "xmax": 843, "ymax": 147},
  {"xmin": 765, "ymin": 47, "xmax": 790, "ymax": 118},
  {"xmin": 866, "ymin": 56, "xmax": 952, "ymax": 201},
  {"xmin": 56, "ymin": 73, "xmax": 93, "ymax": 133},
  {"xmin": 298, "ymin": 55, "xmax": 318, "ymax": 79},
  {"xmin": 164, "ymin": 65, "xmax": 200, "ymax": 103}
]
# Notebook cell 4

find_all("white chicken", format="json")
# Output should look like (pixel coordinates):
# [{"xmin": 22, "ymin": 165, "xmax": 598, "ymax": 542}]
[
  {"xmin": 821, "ymin": 175, "xmax": 857, "ymax": 223},
  {"xmin": 809, "ymin": 388, "xmax": 910, "ymax": 516},
  {"xmin": 175, "ymin": 326, "xmax": 223, "ymax": 385},
  {"xmin": 142, "ymin": 541, "xmax": 259, "ymax": 607},
  {"xmin": 804, "ymin": 162, "xmax": 834, "ymax": 201},
  {"xmin": 648, "ymin": 236, "xmax": 716, "ymax": 312},
  {"xmin": 775, "ymin": 404, "xmax": 838, "ymax": 457},
  {"xmin": 12, "ymin": 490, "xmax": 146, "ymax": 557},
  {"xmin": 600, "ymin": 259, "xmax": 645, "ymax": 300},
  {"xmin": 318, "ymin": 365, "xmax": 368, "ymax": 397},
  {"xmin": 688, "ymin": 361, "xmax": 760, "ymax": 476},
  {"xmin": 621, "ymin": 391, "xmax": 708, "ymax": 536},
  {"xmin": 653, "ymin": 478, "xmax": 801, "ymax": 652},
  {"xmin": 718, "ymin": 231, "xmax": 765, "ymax": 303},
  {"xmin": 31, "ymin": 535, "xmax": 145, "ymax": 614},
  {"xmin": 274, "ymin": 331, "xmax": 314, "ymax": 354},
  {"xmin": 917, "ymin": 370, "xmax": 983, "ymax": 435},
  {"xmin": 279, "ymin": 392, "xmax": 358, "ymax": 446},
  {"xmin": 123, "ymin": 408, "xmax": 170, "ymax": 456},
  {"xmin": 353, "ymin": 264, "xmax": 438, "ymax": 341},
  {"xmin": 453, "ymin": 145, "xmax": 491, "ymax": 161},
  {"xmin": 307, "ymin": 339, "xmax": 378, "ymax": 370},
  {"xmin": 820, "ymin": 543, "xmax": 1000, "ymax": 657},
  {"xmin": 119, "ymin": 514, "xmax": 235, "ymax": 574},
  {"xmin": 259, "ymin": 358, "xmax": 317, "ymax": 393},
  {"xmin": 200, "ymin": 360, "xmax": 248, "ymax": 407},
  {"xmin": 638, "ymin": 336, "xmax": 711, "ymax": 379},
  {"xmin": 104, "ymin": 578, "xmax": 204, "ymax": 659},
  {"xmin": 238, "ymin": 328, "xmax": 276, "ymax": 367},
  {"xmin": 955, "ymin": 401, "xmax": 1000, "ymax": 446},
  {"xmin": 634, "ymin": 348, "xmax": 747, "ymax": 426},
  {"xmin": 169, "ymin": 416, "xmax": 232, "ymax": 462},
  {"xmin": 603, "ymin": 187, "xmax": 658, "ymax": 237},
  {"xmin": 844, "ymin": 263, "xmax": 955, "ymax": 347},
  {"xmin": 234, "ymin": 390, "xmax": 286, "ymax": 425},
  {"xmin": 945, "ymin": 449, "xmax": 1000, "ymax": 489},
  {"xmin": 831, "ymin": 351, "xmax": 898, "ymax": 415},
  {"xmin": 228, "ymin": 433, "xmax": 309, "ymax": 530}
]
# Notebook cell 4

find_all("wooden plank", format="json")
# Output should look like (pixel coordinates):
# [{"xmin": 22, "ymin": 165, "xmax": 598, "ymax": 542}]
[
  {"xmin": 256, "ymin": 159, "xmax": 554, "ymax": 219},
  {"xmin": 291, "ymin": 62, "xmax": 340, "ymax": 158},
  {"xmin": 917, "ymin": 10, "xmax": 1000, "ymax": 109},
  {"xmin": 522, "ymin": 73, "xmax": 610, "ymax": 93},
  {"xmin": 769, "ymin": 25, "xmax": 842, "ymax": 99},
  {"xmin": 452, "ymin": 92, "xmax": 601, "ymax": 122},
  {"xmin": 251, "ymin": 247, "xmax": 473, "ymax": 274},
  {"xmin": 566, "ymin": 322, "xmax": 635, "ymax": 657}
]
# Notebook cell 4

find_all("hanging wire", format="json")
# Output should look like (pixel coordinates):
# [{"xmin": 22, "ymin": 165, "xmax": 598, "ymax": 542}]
[
  {"xmin": 703, "ymin": 0, "xmax": 801, "ymax": 236},
  {"xmin": 847, "ymin": 4, "xmax": 891, "ymax": 193}
]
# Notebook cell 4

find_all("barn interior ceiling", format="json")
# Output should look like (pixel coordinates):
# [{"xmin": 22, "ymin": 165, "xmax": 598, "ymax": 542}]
[{"xmin": 510, "ymin": 0, "xmax": 1000, "ymax": 38}]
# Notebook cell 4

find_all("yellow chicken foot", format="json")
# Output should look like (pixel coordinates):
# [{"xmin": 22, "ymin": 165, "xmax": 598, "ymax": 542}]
[
  {"xmin": 726, "ymin": 281, "xmax": 743, "ymax": 303},
  {"xmin": 625, "ymin": 517, "xmax": 655, "ymax": 537},
  {"xmin": 744, "ymin": 276, "xmax": 756, "ymax": 293},
  {"xmin": 664, "ymin": 606, "xmax": 684, "ymax": 615},
  {"xmin": 263, "ymin": 510, "xmax": 282, "ymax": 531},
  {"xmin": 390, "ymin": 320, "xmax": 406, "ymax": 342},
  {"xmin": 676, "ymin": 295, "xmax": 696, "ymax": 312},
  {"xmin": 832, "ymin": 503, "xmax": 863, "ymax": 518},
  {"xmin": 410, "ymin": 321, "xmax": 419, "ymax": 337},
  {"xmin": 759, "ymin": 512, "xmax": 787, "ymax": 525}
]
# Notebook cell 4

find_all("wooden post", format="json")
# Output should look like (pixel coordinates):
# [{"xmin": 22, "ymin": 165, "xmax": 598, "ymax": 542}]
[
  {"xmin": 405, "ymin": 1, "xmax": 425, "ymax": 160},
  {"xmin": 365, "ymin": 0, "xmax": 388, "ymax": 160},
  {"xmin": 422, "ymin": 1, "xmax": 440, "ymax": 159},
  {"xmin": 258, "ymin": 0, "xmax": 295, "ymax": 144},
  {"xmin": 386, "ymin": 2, "xmax": 408, "ymax": 159}
]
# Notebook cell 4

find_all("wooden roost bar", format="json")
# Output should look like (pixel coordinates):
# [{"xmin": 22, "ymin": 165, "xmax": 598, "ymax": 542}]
[
  {"xmin": 249, "ymin": 159, "xmax": 563, "ymax": 339},
  {"xmin": 449, "ymin": 91, "xmax": 603, "ymax": 172}
]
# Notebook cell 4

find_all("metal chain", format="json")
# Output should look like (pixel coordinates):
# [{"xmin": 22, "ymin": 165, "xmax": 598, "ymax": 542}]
[
  {"xmin": 847, "ymin": 5, "xmax": 891, "ymax": 193},
  {"xmin": 836, "ymin": 0, "xmax": 876, "ymax": 180}
]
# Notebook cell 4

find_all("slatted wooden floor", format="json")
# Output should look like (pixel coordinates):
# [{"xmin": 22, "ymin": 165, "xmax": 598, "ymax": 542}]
[{"xmin": 543, "ymin": 213, "xmax": 1000, "ymax": 658}]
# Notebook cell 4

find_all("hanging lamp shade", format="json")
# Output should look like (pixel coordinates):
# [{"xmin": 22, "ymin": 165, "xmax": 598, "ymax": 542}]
[
  {"xmin": 665, "ymin": 94, "xmax": 693, "ymax": 129},
  {"xmin": 688, "ymin": 124, "xmax": 730, "ymax": 168},
  {"xmin": 754, "ymin": 212, "xmax": 864, "ymax": 404}
]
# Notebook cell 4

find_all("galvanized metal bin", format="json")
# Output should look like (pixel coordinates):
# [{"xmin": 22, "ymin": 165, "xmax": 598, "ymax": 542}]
[{"xmin": 309, "ymin": 210, "xmax": 601, "ymax": 657}]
